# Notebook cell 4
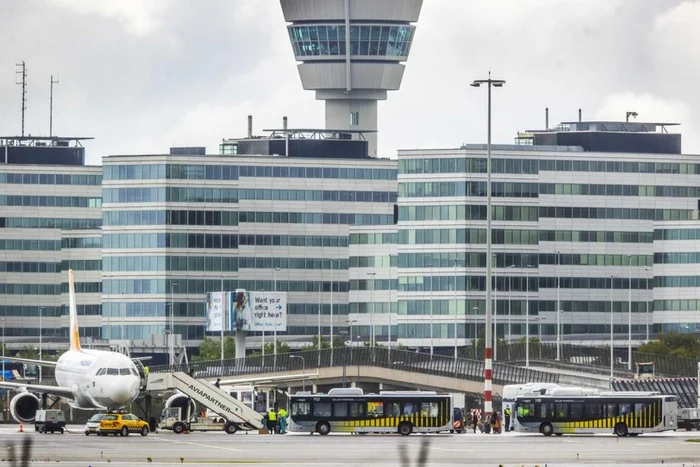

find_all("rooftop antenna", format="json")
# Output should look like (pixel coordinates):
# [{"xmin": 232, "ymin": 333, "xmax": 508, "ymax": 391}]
[
  {"xmin": 626, "ymin": 111, "xmax": 638, "ymax": 122},
  {"xmin": 50, "ymin": 75, "xmax": 59, "ymax": 137},
  {"xmin": 15, "ymin": 61, "xmax": 27, "ymax": 137}
]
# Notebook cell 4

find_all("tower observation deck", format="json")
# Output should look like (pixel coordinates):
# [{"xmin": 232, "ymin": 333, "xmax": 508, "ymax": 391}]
[{"xmin": 281, "ymin": 0, "xmax": 423, "ymax": 157}]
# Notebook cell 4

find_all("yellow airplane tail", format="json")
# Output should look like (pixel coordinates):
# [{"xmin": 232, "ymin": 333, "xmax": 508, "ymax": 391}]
[{"xmin": 68, "ymin": 269, "xmax": 82, "ymax": 351}]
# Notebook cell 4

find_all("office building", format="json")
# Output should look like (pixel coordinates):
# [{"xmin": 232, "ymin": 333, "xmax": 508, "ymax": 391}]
[
  {"xmin": 395, "ymin": 121, "xmax": 699, "ymax": 351},
  {"xmin": 0, "ymin": 136, "xmax": 102, "ymax": 349},
  {"xmin": 101, "ymin": 136, "xmax": 397, "ymax": 352}
]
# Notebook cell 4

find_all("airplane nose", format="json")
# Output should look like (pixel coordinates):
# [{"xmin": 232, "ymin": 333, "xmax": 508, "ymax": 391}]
[{"xmin": 110, "ymin": 377, "xmax": 140, "ymax": 405}]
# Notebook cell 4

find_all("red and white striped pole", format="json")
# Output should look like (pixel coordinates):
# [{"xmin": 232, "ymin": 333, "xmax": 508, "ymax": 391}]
[{"xmin": 471, "ymin": 72, "xmax": 505, "ymax": 417}]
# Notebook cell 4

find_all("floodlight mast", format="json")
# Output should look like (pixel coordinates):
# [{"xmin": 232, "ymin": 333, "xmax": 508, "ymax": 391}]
[{"xmin": 471, "ymin": 72, "xmax": 505, "ymax": 417}]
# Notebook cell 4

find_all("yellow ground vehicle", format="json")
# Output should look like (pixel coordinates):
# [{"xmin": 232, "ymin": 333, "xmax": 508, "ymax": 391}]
[{"xmin": 97, "ymin": 413, "xmax": 149, "ymax": 437}]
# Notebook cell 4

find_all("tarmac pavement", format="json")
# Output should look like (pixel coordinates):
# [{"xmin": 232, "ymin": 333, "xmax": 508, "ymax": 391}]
[{"xmin": 0, "ymin": 424, "xmax": 698, "ymax": 466}]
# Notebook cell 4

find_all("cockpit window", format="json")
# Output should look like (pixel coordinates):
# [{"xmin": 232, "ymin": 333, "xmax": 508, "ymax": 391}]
[
  {"xmin": 106, "ymin": 368, "xmax": 119, "ymax": 375},
  {"xmin": 96, "ymin": 368, "xmax": 106, "ymax": 376},
  {"xmin": 119, "ymin": 368, "xmax": 131, "ymax": 375},
  {"xmin": 130, "ymin": 368, "xmax": 138, "ymax": 376}
]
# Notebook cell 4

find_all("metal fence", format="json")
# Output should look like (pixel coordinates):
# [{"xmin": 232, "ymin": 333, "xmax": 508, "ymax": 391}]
[
  {"xmin": 149, "ymin": 347, "xmax": 559, "ymax": 387},
  {"xmin": 462, "ymin": 342, "xmax": 698, "ymax": 378}
]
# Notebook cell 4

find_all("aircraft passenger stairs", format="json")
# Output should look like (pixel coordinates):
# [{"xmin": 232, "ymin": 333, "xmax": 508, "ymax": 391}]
[{"xmin": 146, "ymin": 372, "xmax": 264, "ymax": 430}]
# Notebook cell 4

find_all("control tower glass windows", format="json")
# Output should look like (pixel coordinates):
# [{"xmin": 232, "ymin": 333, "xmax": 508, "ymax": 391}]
[{"xmin": 288, "ymin": 25, "xmax": 415, "ymax": 58}]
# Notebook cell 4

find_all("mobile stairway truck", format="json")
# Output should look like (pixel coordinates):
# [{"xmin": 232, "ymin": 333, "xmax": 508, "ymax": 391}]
[{"xmin": 146, "ymin": 371, "xmax": 264, "ymax": 434}]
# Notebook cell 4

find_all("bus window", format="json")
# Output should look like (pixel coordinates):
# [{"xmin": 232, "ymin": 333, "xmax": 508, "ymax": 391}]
[
  {"xmin": 402, "ymin": 402, "xmax": 415, "ymax": 415},
  {"xmin": 634, "ymin": 403, "xmax": 644, "ymax": 415},
  {"xmin": 367, "ymin": 401, "xmax": 384, "ymax": 417},
  {"xmin": 584, "ymin": 402, "xmax": 602, "ymax": 419},
  {"xmin": 555, "ymin": 403, "xmax": 568, "ymax": 419},
  {"xmin": 333, "ymin": 402, "xmax": 348, "ymax": 418},
  {"xmin": 619, "ymin": 403, "xmax": 632, "ymax": 416},
  {"xmin": 292, "ymin": 401, "xmax": 310, "ymax": 416},
  {"xmin": 537, "ymin": 402, "xmax": 554, "ymax": 419},
  {"xmin": 421, "ymin": 402, "xmax": 439, "ymax": 417},
  {"xmin": 313, "ymin": 402, "xmax": 331, "ymax": 417},
  {"xmin": 517, "ymin": 402, "xmax": 534, "ymax": 419},
  {"xmin": 389, "ymin": 402, "xmax": 400, "ymax": 417},
  {"xmin": 349, "ymin": 402, "xmax": 364, "ymax": 417},
  {"xmin": 570, "ymin": 403, "xmax": 584, "ymax": 420},
  {"xmin": 604, "ymin": 403, "xmax": 617, "ymax": 418}
]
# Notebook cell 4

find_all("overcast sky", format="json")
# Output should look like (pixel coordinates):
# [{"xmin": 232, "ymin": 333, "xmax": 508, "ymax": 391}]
[{"xmin": 1, "ymin": 0, "xmax": 698, "ymax": 165}]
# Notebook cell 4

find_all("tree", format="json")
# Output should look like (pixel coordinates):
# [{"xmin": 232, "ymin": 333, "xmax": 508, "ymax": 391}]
[
  {"xmin": 249, "ymin": 341, "xmax": 291, "ymax": 357},
  {"xmin": 192, "ymin": 336, "xmax": 236, "ymax": 362},
  {"xmin": 302, "ymin": 335, "xmax": 330, "ymax": 350},
  {"xmin": 638, "ymin": 332, "xmax": 700, "ymax": 360}
]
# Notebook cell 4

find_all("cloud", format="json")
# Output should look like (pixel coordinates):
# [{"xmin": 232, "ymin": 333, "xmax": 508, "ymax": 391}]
[
  {"xmin": 47, "ymin": 0, "xmax": 167, "ymax": 36},
  {"xmin": 2, "ymin": 0, "xmax": 699, "ymax": 162}
]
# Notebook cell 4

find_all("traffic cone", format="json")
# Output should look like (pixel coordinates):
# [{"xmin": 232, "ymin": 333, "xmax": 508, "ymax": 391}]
[{"xmin": 18, "ymin": 423, "xmax": 23, "ymax": 433}]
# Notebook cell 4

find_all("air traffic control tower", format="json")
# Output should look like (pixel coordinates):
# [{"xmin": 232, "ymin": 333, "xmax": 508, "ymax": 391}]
[{"xmin": 281, "ymin": 0, "xmax": 423, "ymax": 157}]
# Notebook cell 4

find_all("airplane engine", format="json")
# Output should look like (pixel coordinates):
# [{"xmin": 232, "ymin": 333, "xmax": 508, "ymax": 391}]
[
  {"xmin": 10, "ymin": 392, "xmax": 40, "ymax": 423},
  {"xmin": 165, "ymin": 393, "xmax": 196, "ymax": 419}
]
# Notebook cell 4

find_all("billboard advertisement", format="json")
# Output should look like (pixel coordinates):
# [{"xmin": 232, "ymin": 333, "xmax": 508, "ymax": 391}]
[
  {"xmin": 207, "ymin": 290, "xmax": 287, "ymax": 332},
  {"xmin": 205, "ymin": 291, "xmax": 229, "ymax": 332}
]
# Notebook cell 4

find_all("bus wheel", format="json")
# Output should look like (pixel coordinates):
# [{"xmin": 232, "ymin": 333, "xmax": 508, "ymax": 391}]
[
  {"xmin": 398, "ymin": 422, "xmax": 413, "ymax": 436},
  {"xmin": 614, "ymin": 423, "xmax": 628, "ymax": 437},
  {"xmin": 316, "ymin": 421, "xmax": 331, "ymax": 436},
  {"xmin": 540, "ymin": 422, "xmax": 554, "ymax": 436}
]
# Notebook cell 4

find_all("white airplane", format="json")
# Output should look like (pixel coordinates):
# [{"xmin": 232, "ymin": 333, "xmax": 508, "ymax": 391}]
[{"xmin": 0, "ymin": 270, "xmax": 141, "ymax": 423}]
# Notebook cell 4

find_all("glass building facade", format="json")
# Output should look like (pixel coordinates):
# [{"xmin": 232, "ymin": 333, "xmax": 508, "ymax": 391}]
[
  {"xmin": 0, "ymin": 164, "xmax": 103, "ymax": 342},
  {"xmin": 395, "ymin": 143, "xmax": 700, "ymax": 349},
  {"xmin": 101, "ymin": 154, "xmax": 397, "ymax": 346}
]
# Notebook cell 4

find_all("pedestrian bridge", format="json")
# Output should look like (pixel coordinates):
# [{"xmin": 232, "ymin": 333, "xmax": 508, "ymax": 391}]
[{"xmin": 151, "ymin": 348, "xmax": 559, "ymax": 396}]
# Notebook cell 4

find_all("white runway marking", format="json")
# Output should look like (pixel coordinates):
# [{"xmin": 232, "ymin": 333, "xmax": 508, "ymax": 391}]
[{"xmin": 150, "ymin": 436, "xmax": 243, "ymax": 451}]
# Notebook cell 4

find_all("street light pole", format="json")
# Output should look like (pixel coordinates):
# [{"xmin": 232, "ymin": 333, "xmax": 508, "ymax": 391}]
[
  {"xmin": 610, "ymin": 275, "xmax": 615, "ymax": 388},
  {"xmin": 525, "ymin": 266, "xmax": 530, "ymax": 369},
  {"xmin": 346, "ymin": 319, "xmax": 357, "ymax": 350},
  {"xmin": 274, "ymin": 267, "xmax": 280, "ymax": 355},
  {"xmin": 429, "ymin": 262, "xmax": 434, "ymax": 358},
  {"xmin": 454, "ymin": 259, "xmax": 458, "ymax": 360},
  {"xmin": 330, "ymin": 260, "xmax": 334, "ymax": 350},
  {"xmin": 39, "ymin": 307, "xmax": 43, "ymax": 382},
  {"xmin": 555, "ymin": 250, "xmax": 561, "ymax": 361},
  {"xmin": 2, "ymin": 318, "xmax": 5, "ymax": 383},
  {"xmin": 170, "ymin": 281, "xmax": 177, "ymax": 366},
  {"xmin": 220, "ymin": 276, "xmax": 225, "ymax": 370},
  {"xmin": 627, "ymin": 255, "xmax": 632, "ymax": 371},
  {"xmin": 536, "ymin": 316, "xmax": 546, "ymax": 359},
  {"xmin": 494, "ymin": 255, "xmax": 497, "ymax": 363},
  {"xmin": 471, "ymin": 72, "xmax": 505, "ymax": 416},
  {"xmin": 367, "ymin": 272, "xmax": 377, "ymax": 346},
  {"xmin": 645, "ymin": 267, "xmax": 651, "ymax": 342},
  {"xmin": 508, "ymin": 264, "xmax": 515, "ymax": 346}
]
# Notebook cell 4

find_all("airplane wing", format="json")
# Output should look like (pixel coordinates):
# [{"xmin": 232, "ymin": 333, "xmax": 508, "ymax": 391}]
[
  {"xmin": 0, "ymin": 356, "xmax": 58, "ymax": 368},
  {"xmin": 0, "ymin": 381, "xmax": 75, "ymax": 399}
]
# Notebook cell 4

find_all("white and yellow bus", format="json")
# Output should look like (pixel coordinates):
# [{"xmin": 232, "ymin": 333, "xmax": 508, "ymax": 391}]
[
  {"xmin": 512, "ymin": 391, "xmax": 678, "ymax": 437},
  {"xmin": 289, "ymin": 388, "xmax": 452, "ymax": 436}
]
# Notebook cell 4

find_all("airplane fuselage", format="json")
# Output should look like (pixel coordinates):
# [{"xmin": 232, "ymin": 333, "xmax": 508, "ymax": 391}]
[{"xmin": 55, "ymin": 349, "xmax": 140, "ymax": 410}]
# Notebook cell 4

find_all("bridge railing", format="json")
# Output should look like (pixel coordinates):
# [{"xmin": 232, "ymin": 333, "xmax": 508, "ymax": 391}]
[
  {"xmin": 149, "ymin": 347, "xmax": 559, "ymax": 386},
  {"xmin": 465, "ymin": 342, "xmax": 698, "ymax": 378}
]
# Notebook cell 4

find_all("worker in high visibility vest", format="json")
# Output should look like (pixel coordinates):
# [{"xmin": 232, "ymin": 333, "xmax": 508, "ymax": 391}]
[
  {"xmin": 278, "ymin": 408, "xmax": 288, "ymax": 434},
  {"xmin": 267, "ymin": 409, "xmax": 277, "ymax": 434}
]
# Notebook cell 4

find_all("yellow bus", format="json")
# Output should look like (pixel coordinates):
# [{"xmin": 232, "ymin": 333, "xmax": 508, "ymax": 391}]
[{"xmin": 289, "ymin": 388, "xmax": 452, "ymax": 436}]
